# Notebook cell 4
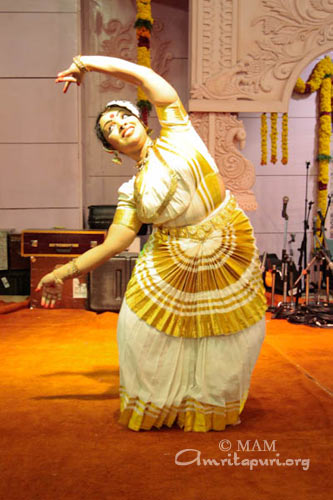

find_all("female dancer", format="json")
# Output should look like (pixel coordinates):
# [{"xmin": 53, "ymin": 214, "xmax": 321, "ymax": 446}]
[{"xmin": 37, "ymin": 55, "xmax": 267, "ymax": 432}]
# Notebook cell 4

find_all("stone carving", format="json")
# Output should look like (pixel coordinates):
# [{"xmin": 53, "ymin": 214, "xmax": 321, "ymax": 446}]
[
  {"xmin": 94, "ymin": 15, "xmax": 174, "ymax": 93},
  {"xmin": 214, "ymin": 113, "xmax": 257, "ymax": 210},
  {"xmin": 191, "ymin": 112, "xmax": 257, "ymax": 210},
  {"xmin": 189, "ymin": 112, "xmax": 209, "ymax": 146},
  {"xmin": 191, "ymin": 0, "xmax": 333, "ymax": 102},
  {"xmin": 219, "ymin": 0, "xmax": 233, "ymax": 69},
  {"xmin": 193, "ymin": 0, "xmax": 233, "ymax": 83}
]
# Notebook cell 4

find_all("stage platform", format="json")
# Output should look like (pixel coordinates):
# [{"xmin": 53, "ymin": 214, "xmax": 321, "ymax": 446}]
[{"xmin": 0, "ymin": 307, "xmax": 332, "ymax": 500}]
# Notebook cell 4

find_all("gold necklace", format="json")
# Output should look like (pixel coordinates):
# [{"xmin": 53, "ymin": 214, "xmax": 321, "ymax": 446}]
[{"xmin": 136, "ymin": 139, "xmax": 154, "ymax": 171}]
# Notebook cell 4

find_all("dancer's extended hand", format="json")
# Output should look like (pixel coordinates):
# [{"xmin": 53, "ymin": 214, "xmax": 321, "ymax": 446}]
[
  {"xmin": 35, "ymin": 272, "xmax": 63, "ymax": 308},
  {"xmin": 55, "ymin": 63, "xmax": 84, "ymax": 93}
]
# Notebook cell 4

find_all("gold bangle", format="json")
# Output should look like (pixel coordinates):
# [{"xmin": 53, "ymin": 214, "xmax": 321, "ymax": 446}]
[
  {"xmin": 73, "ymin": 55, "xmax": 89, "ymax": 73},
  {"xmin": 69, "ymin": 258, "xmax": 81, "ymax": 278}
]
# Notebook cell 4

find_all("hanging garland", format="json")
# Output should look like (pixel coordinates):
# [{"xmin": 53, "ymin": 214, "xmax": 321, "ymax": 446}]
[
  {"xmin": 293, "ymin": 55, "xmax": 333, "ymax": 239},
  {"xmin": 270, "ymin": 112, "xmax": 278, "ymax": 164},
  {"xmin": 260, "ymin": 113, "xmax": 268, "ymax": 165},
  {"xmin": 135, "ymin": 0, "xmax": 153, "ymax": 125},
  {"xmin": 281, "ymin": 113, "xmax": 288, "ymax": 165},
  {"xmin": 260, "ymin": 112, "xmax": 288, "ymax": 165}
]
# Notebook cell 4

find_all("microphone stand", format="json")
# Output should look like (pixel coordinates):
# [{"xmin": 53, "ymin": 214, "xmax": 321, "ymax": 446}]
[
  {"xmin": 313, "ymin": 199, "xmax": 333, "ymax": 306},
  {"xmin": 289, "ymin": 198, "xmax": 333, "ymax": 324},
  {"xmin": 273, "ymin": 198, "xmax": 295, "ymax": 319},
  {"xmin": 295, "ymin": 162, "xmax": 312, "ymax": 303},
  {"xmin": 295, "ymin": 201, "xmax": 313, "ymax": 305},
  {"xmin": 303, "ymin": 162, "xmax": 311, "ymax": 271}
]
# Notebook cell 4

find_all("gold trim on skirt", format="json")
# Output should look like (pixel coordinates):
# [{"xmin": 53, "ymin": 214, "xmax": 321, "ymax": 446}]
[{"xmin": 125, "ymin": 194, "xmax": 267, "ymax": 338}]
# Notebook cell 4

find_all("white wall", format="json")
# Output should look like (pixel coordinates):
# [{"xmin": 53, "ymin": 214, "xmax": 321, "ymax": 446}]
[
  {"xmin": 0, "ymin": 0, "xmax": 81, "ymax": 232},
  {"xmin": 241, "ymin": 52, "xmax": 333, "ymax": 261},
  {"xmin": 80, "ymin": 0, "xmax": 189, "ymax": 224}
]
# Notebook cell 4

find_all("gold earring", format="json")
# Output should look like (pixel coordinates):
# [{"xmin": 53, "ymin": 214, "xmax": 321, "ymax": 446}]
[
  {"xmin": 112, "ymin": 151, "xmax": 122, "ymax": 165},
  {"xmin": 103, "ymin": 147, "xmax": 122, "ymax": 165}
]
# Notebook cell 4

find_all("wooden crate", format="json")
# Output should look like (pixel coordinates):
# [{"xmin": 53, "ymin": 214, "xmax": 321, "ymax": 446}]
[
  {"xmin": 21, "ymin": 229, "xmax": 106, "ymax": 257},
  {"xmin": 29, "ymin": 256, "xmax": 88, "ymax": 309},
  {"xmin": 22, "ymin": 230, "xmax": 105, "ymax": 309}
]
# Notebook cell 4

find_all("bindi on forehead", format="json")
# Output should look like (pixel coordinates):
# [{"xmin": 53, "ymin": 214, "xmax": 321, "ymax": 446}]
[{"xmin": 100, "ymin": 111, "xmax": 117, "ymax": 129}]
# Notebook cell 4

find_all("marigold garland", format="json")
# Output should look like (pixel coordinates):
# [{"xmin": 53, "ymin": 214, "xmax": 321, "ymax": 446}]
[
  {"xmin": 260, "ymin": 112, "xmax": 288, "ymax": 165},
  {"xmin": 270, "ymin": 112, "xmax": 278, "ymax": 164},
  {"xmin": 261, "ymin": 113, "xmax": 268, "ymax": 165},
  {"xmin": 293, "ymin": 55, "xmax": 333, "ymax": 242},
  {"xmin": 135, "ymin": 0, "xmax": 153, "ymax": 125},
  {"xmin": 281, "ymin": 113, "xmax": 288, "ymax": 165}
]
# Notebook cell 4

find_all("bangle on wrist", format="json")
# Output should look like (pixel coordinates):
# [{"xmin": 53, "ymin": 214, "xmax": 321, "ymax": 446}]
[
  {"xmin": 73, "ymin": 55, "xmax": 89, "ymax": 73},
  {"xmin": 69, "ymin": 258, "xmax": 81, "ymax": 278}
]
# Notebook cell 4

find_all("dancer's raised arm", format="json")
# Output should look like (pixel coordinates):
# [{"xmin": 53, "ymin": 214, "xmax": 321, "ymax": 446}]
[{"xmin": 56, "ymin": 55, "xmax": 178, "ymax": 106}]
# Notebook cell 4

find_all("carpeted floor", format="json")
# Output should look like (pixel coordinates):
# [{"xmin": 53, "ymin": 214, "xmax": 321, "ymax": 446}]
[{"xmin": 0, "ymin": 308, "xmax": 332, "ymax": 500}]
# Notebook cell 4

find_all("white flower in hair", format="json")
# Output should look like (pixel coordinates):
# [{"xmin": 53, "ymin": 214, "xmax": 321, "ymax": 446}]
[{"xmin": 106, "ymin": 100, "xmax": 141, "ymax": 119}]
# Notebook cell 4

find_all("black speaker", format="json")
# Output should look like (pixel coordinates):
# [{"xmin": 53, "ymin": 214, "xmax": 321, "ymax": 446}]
[
  {"xmin": 88, "ymin": 205, "xmax": 151, "ymax": 235},
  {"xmin": 88, "ymin": 252, "xmax": 138, "ymax": 312}
]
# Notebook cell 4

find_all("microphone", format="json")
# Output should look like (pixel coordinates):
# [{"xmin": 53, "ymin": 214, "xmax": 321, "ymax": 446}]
[{"xmin": 282, "ymin": 196, "xmax": 289, "ymax": 219}]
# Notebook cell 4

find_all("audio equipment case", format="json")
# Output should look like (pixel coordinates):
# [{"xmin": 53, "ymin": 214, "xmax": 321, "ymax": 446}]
[{"xmin": 21, "ymin": 230, "xmax": 106, "ymax": 309}]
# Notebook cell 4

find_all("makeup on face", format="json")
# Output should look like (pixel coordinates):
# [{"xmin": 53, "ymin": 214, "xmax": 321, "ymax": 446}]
[
  {"xmin": 99, "ymin": 106, "xmax": 147, "ymax": 158},
  {"xmin": 101, "ymin": 109, "xmax": 134, "ymax": 140}
]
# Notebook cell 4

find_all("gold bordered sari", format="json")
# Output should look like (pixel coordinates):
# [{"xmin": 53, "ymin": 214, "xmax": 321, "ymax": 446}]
[{"xmin": 112, "ymin": 98, "xmax": 266, "ymax": 431}]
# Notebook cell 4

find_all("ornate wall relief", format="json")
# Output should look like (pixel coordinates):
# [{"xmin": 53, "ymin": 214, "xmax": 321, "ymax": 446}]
[
  {"xmin": 189, "ymin": 0, "xmax": 333, "ymax": 210},
  {"xmin": 93, "ymin": 11, "xmax": 173, "ymax": 94},
  {"xmin": 191, "ymin": 111, "xmax": 257, "ymax": 210},
  {"xmin": 190, "ymin": 0, "xmax": 333, "ymax": 112}
]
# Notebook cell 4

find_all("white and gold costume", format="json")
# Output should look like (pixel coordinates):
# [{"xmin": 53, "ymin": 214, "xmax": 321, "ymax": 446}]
[{"xmin": 113, "ymin": 99, "xmax": 267, "ymax": 432}]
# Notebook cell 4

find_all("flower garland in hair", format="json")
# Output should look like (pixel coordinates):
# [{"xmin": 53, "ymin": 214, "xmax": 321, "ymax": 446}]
[
  {"xmin": 270, "ymin": 112, "xmax": 278, "ymax": 164},
  {"xmin": 261, "ymin": 113, "xmax": 268, "ymax": 165},
  {"xmin": 135, "ymin": 0, "xmax": 153, "ymax": 125},
  {"xmin": 293, "ymin": 55, "xmax": 333, "ymax": 240}
]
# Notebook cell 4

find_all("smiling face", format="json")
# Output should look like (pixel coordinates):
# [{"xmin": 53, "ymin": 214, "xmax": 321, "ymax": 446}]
[{"xmin": 99, "ymin": 106, "xmax": 148, "ymax": 159}]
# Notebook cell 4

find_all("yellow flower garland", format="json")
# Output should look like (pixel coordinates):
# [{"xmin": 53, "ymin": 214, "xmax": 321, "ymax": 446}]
[
  {"xmin": 135, "ymin": 0, "xmax": 153, "ymax": 124},
  {"xmin": 136, "ymin": 0, "xmax": 154, "ymax": 24},
  {"xmin": 294, "ymin": 78, "xmax": 306, "ymax": 94},
  {"xmin": 261, "ymin": 113, "xmax": 267, "ymax": 165},
  {"xmin": 260, "ymin": 112, "xmax": 288, "ymax": 165},
  {"xmin": 270, "ymin": 112, "xmax": 278, "ymax": 164},
  {"xmin": 281, "ymin": 113, "xmax": 288, "ymax": 165},
  {"xmin": 317, "ymin": 76, "xmax": 332, "ymax": 232},
  {"xmin": 293, "ymin": 55, "xmax": 333, "ymax": 241},
  {"xmin": 137, "ymin": 46, "xmax": 151, "ymax": 67}
]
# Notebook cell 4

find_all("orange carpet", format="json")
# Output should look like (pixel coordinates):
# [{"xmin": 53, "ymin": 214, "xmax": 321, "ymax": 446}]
[{"xmin": 0, "ymin": 309, "xmax": 332, "ymax": 500}]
